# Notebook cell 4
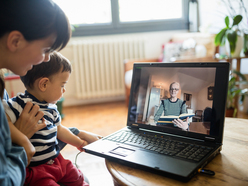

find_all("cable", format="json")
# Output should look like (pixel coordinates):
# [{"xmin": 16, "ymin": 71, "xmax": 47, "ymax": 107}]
[{"xmin": 75, "ymin": 151, "xmax": 83, "ymax": 169}]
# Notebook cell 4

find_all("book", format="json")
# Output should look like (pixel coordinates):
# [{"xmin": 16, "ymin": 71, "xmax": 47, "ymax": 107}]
[{"xmin": 157, "ymin": 113, "xmax": 195, "ymax": 124}]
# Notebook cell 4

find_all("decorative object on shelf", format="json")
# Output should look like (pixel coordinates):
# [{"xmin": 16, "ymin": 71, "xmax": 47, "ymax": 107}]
[{"xmin": 226, "ymin": 70, "xmax": 248, "ymax": 117}]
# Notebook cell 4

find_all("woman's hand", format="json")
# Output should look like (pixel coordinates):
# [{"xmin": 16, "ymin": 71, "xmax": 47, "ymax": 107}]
[
  {"xmin": 172, "ymin": 117, "xmax": 189, "ymax": 130},
  {"xmin": 14, "ymin": 102, "xmax": 46, "ymax": 139},
  {"xmin": 77, "ymin": 130, "xmax": 103, "ymax": 144}
]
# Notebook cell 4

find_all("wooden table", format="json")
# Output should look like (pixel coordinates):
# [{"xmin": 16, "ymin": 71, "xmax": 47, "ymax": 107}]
[{"xmin": 105, "ymin": 117, "xmax": 248, "ymax": 186}]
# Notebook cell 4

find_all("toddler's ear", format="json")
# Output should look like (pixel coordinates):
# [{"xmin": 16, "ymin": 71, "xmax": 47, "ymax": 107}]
[{"xmin": 39, "ymin": 78, "xmax": 49, "ymax": 92}]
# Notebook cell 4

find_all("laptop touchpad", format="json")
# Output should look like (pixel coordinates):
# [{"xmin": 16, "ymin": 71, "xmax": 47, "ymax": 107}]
[{"xmin": 110, "ymin": 147, "xmax": 135, "ymax": 157}]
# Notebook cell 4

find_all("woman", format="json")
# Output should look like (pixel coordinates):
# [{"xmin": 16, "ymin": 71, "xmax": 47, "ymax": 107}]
[
  {"xmin": 0, "ymin": 1, "xmax": 82, "ymax": 185},
  {"xmin": 154, "ymin": 82, "xmax": 189, "ymax": 130}
]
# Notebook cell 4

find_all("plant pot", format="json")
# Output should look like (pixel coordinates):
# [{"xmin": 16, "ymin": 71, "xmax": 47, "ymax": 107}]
[
  {"xmin": 225, "ymin": 108, "xmax": 235, "ymax": 117},
  {"xmin": 225, "ymin": 35, "xmax": 244, "ymax": 58}
]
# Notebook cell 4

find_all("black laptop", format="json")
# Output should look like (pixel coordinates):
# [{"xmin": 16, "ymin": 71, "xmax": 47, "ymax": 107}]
[{"xmin": 83, "ymin": 62, "xmax": 229, "ymax": 182}]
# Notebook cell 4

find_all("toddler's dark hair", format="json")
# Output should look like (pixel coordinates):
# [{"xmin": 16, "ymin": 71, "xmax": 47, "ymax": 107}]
[{"xmin": 21, "ymin": 52, "xmax": 71, "ymax": 89}]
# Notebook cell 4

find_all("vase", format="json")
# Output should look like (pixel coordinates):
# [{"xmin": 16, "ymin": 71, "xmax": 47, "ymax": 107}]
[
  {"xmin": 225, "ymin": 108, "xmax": 235, "ymax": 117},
  {"xmin": 225, "ymin": 35, "xmax": 244, "ymax": 58}
]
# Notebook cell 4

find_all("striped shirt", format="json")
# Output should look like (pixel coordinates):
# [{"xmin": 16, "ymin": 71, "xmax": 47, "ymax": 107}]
[{"xmin": 3, "ymin": 90, "xmax": 61, "ymax": 167}]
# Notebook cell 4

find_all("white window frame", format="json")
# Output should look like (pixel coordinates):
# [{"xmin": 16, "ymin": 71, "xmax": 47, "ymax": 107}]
[{"xmin": 71, "ymin": 0, "xmax": 190, "ymax": 36}]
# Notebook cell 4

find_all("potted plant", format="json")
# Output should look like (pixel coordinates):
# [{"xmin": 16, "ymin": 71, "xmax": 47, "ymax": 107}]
[
  {"xmin": 226, "ymin": 70, "xmax": 248, "ymax": 117},
  {"xmin": 215, "ymin": 14, "xmax": 243, "ymax": 58},
  {"xmin": 214, "ymin": 0, "xmax": 248, "ymax": 58}
]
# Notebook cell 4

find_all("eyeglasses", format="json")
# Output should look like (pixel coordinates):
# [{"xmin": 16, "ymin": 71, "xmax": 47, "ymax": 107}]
[{"xmin": 170, "ymin": 88, "xmax": 179, "ymax": 91}]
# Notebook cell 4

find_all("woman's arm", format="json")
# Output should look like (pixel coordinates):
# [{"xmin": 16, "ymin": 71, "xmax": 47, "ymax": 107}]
[
  {"xmin": 6, "ymin": 114, "xmax": 35, "ymax": 166},
  {"xmin": 57, "ymin": 124, "xmax": 88, "ymax": 151},
  {"xmin": 0, "ymin": 102, "xmax": 27, "ymax": 186}
]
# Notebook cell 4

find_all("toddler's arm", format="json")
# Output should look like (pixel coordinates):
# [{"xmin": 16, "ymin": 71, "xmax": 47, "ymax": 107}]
[
  {"xmin": 77, "ymin": 130, "xmax": 103, "ymax": 144},
  {"xmin": 57, "ymin": 124, "xmax": 88, "ymax": 151}
]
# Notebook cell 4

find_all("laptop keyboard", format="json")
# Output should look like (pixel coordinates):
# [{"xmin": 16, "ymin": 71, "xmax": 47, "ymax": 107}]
[{"xmin": 105, "ymin": 131, "xmax": 213, "ymax": 162}]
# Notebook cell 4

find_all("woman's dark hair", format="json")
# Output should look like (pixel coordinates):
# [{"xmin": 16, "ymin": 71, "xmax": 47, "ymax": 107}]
[
  {"xmin": 0, "ymin": 0, "xmax": 71, "ymax": 51},
  {"xmin": 21, "ymin": 52, "xmax": 72, "ymax": 89}
]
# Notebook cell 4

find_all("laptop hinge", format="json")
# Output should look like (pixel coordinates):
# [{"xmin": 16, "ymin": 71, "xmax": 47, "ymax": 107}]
[{"xmin": 204, "ymin": 136, "xmax": 215, "ymax": 142}]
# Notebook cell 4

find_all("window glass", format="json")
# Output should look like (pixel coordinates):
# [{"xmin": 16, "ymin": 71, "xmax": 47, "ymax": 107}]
[
  {"xmin": 53, "ymin": 0, "xmax": 112, "ymax": 25},
  {"xmin": 119, "ymin": 0, "xmax": 182, "ymax": 22}
]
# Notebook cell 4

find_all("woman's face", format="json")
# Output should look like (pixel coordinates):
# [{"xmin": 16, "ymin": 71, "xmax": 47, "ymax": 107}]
[
  {"xmin": 170, "ymin": 83, "xmax": 180, "ymax": 98},
  {"xmin": 8, "ymin": 33, "xmax": 56, "ymax": 76}
]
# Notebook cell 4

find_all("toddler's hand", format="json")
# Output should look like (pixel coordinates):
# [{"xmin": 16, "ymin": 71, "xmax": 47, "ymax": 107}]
[
  {"xmin": 77, "ymin": 130, "xmax": 103, "ymax": 144},
  {"xmin": 77, "ymin": 140, "xmax": 88, "ymax": 152}
]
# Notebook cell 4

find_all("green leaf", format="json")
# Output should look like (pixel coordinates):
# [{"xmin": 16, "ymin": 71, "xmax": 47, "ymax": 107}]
[
  {"xmin": 232, "ymin": 70, "xmax": 247, "ymax": 81},
  {"xmin": 215, "ymin": 28, "xmax": 227, "ymax": 46},
  {"xmin": 232, "ymin": 15, "xmax": 243, "ymax": 26},
  {"xmin": 227, "ymin": 30, "xmax": 237, "ymax": 53},
  {"xmin": 233, "ymin": 108, "xmax": 237, "ymax": 117},
  {"xmin": 225, "ymin": 16, "xmax": 229, "ymax": 28},
  {"xmin": 240, "ymin": 95, "xmax": 245, "ymax": 103}
]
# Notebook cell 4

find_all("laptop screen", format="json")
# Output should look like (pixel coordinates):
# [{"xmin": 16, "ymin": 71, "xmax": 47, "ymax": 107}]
[{"xmin": 127, "ymin": 63, "xmax": 229, "ymax": 142}]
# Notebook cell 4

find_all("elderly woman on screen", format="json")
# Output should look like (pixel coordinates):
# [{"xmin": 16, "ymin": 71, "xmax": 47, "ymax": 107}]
[{"xmin": 154, "ymin": 82, "xmax": 189, "ymax": 130}]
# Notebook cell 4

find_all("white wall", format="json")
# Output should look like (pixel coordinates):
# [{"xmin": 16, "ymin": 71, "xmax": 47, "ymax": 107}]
[
  {"xmin": 198, "ymin": 0, "xmax": 248, "ymax": 34},
  {"xmin": 196, "ymin": 83, "xmax": 214, "ymax": 110}
]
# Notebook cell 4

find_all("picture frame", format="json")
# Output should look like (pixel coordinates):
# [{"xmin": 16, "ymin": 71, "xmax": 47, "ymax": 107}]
[{"xmin": 208, "ymin": 86, "xmax": 214, "ymax": 100}]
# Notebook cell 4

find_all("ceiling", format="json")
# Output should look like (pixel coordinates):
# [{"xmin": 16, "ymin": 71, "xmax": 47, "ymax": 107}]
[{"xmin": 146, "ymin": 67, "xmax": 216, "ymax": 92}]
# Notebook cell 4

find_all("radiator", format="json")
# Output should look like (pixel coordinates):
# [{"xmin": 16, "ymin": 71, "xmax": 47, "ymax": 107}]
[{"xmin": 71, "ymin": 38, "xmax": 146, "ymax": 99}]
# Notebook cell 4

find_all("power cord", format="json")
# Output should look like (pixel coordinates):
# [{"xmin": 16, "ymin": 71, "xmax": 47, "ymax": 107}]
[{"xmin": 75, "ymin": 151, "xmax": 83, "ymax": 169}]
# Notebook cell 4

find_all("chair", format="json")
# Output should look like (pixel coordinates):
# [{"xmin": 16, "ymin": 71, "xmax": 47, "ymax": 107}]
[
  {"xmin": 203, "ymin": 107, "xmax": 212, "ymax": 122},
  {"xmin": 193, "ymin": 110, "xmax": 203, "ymax": 122}
]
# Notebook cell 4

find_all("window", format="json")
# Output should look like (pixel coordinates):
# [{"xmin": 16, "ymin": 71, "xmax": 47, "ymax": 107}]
[{"xmin": 54, "ymin": 0, "xmax": 189, "ymax": 36}]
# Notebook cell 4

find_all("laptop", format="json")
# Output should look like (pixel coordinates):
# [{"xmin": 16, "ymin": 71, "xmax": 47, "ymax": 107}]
[{"xmin": 83, "ymin": 62, "xmax": 230, "ymax": 182}]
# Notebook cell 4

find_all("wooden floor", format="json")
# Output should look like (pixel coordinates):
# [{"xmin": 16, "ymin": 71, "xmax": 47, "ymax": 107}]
[
  {"xmin": 60, "ymin": 101, "xmax": 128, "ymax": 186},
  {"xmin": 60, "ymin": 100, "xmax": 248, "ymax": 186}
]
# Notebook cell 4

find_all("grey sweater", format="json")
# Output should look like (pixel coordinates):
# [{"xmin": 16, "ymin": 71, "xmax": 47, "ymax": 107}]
[{"xmin": 154, "ymin": 99, "xmax": 186, "ymax": 122}]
